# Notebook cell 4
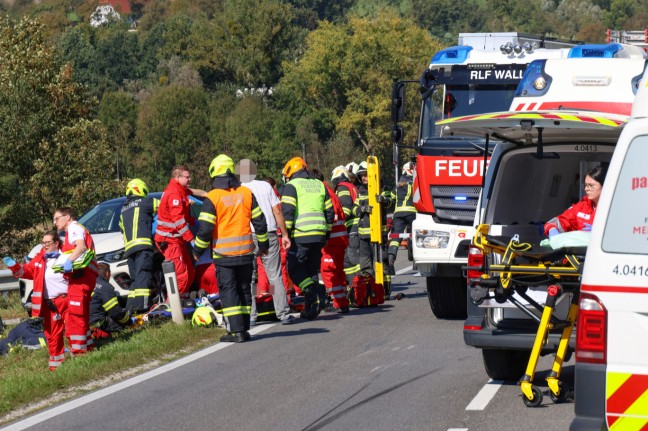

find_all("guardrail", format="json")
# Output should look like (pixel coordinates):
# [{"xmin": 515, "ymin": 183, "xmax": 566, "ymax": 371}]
[{"xmin": 0, "ymin": 269, "xmax": 19, "ymax": 293}]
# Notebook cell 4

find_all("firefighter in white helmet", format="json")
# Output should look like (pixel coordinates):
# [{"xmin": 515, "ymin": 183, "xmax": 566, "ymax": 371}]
[{"xmin": 387, "ymin": 161, "xmax": 417, "ymax": 275}]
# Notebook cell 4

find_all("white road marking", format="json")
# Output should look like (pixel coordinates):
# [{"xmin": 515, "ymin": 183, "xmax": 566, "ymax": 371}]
[
  {"xmin": 0, "ymin": 323, "xmax": 277, "ymax": 431},
  {"xmin": 448, "ymin": 428, "xmax": 468, "ymax": 431},
  {"xmin": 465, "ymin": 379, "xmax": 504, "ymax": 411},
  {"xmin": 395, "ymin": 266, "xmax": 418, "ymax": 275}
]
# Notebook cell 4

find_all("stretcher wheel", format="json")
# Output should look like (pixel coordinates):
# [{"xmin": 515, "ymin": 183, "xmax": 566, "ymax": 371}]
[
  {"xmin": 549, "ymin": 382, "xmax": 572, "ymax": 404},
  {"xmin": 522, "ymin": 386, "xmax": 543, "ymax": 407}
]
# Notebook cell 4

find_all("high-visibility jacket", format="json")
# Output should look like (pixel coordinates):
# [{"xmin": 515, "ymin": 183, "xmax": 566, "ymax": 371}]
[
  {"xmin": 281, "ymin": 173, "xmax": 334, "ymax": 244},
  {"xmin": 119, "ymin": 195, "xmax": 159, "ymax": 257},
  {"xmin": 394, "ymin": 175, "xmax": 416, "ymax": 215},
  {"xmin": 335, "ymin": 180, "xmax": 357, "ymax": 231},
  {"xmin": 194, "ymin": 185, "xmax": 269, "ymax": 260},
  {"xmin": 90, "ymin": 277, "xmax": 130, "ymax": 328},
  {"xmin": 324, "ymin": 182, "xmax": 348, "ymax": 248},
  {"xmin": 58, "ymin": 221, "xmax": 98, "ymax": 276},
  {"xmin": 154, "ymin": 179, "xmax": 194, "ymax": 244}
]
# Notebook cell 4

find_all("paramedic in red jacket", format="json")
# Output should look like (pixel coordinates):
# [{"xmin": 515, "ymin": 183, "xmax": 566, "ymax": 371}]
[
  {"xmin": 4, "ymin": 230, "xmax": 69, "ymax": 370},
  {"xmin": 544, "ymin": 166, "xmax": 607, "ymax": 237},
  {"xmin": 155, "ymin": 165, "xmax": 196, "ymax": 297},
  {"xmin": 321, "ymin": 180, "xmax": 351, "ymax": 313},
  {"xmin": 53, "ymin": 207, "xmax": 98, "ymax": 356}
]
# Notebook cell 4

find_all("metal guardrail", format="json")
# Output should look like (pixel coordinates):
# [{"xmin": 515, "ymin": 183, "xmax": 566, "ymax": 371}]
[{"xmin": 0, "ymin": 269, "xmax": 19, "ymax": 293}]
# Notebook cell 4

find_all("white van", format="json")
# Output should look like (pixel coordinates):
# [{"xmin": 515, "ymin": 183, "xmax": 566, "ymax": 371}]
[{"xmin": 570, "ymin": 70, "xmax": 648, "ymax": 430}]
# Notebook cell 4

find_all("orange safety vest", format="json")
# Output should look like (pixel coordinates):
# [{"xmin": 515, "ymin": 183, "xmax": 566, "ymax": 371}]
[{"xmin": 206, "ymin": 187, "xmax": 255, "ymax": 258}]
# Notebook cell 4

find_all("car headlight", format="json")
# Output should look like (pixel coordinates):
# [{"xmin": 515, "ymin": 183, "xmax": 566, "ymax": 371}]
[
  {"xmin": 100, "ymin": 248, "xmax": 126, "ymax": 263},
  {"xmin": 415, "ymin": 230, "xmax": 450, "ymax": 249}
]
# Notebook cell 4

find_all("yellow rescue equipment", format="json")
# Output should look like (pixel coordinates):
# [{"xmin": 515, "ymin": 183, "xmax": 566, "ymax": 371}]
[{"xmin": 366, "ymin": 156, "xmax": 392, "ymax": 298}]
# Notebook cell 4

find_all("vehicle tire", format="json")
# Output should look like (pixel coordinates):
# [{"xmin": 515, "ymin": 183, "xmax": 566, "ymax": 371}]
[
  {"xmin": 482, "ymin": 349, "xmax": 528, "ymax": 381},
  {"xmin": 426, "ymin": 276, "xmax": 467, "ymax": 319},
  {"xmin": 407, "ymin": 239, "xmax": 413, "ymax": 261}
]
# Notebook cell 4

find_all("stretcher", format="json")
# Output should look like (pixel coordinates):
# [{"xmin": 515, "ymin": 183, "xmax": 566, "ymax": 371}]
[{"xmin": 467, "ymin": 224, "xmax": 585, "ymax": 407}]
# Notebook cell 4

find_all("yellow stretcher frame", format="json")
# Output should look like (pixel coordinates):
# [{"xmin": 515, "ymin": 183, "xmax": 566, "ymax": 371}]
[{"xmin": 470, "ymin": 223, "xmax": 583, "ymax": 407}]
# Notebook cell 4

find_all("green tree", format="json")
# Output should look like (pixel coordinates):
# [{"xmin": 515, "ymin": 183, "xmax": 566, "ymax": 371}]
[
  {"xmin": 135, "ymin": 83, "xmax": 211, "ymax": 189},
  {"xmin": 275, "ymin": 10, "xmax": 439, "ymax": 166},
  {"xmin": 98, "ymin": 91, "xmax": 139, "ymax": 180},
  {"xmin": 0, "ymin": 17, "xmax": 96, "ymax": 231},
  {"xmin": 29, "ymin": 119, "xmax": 121, "ymax": 215}
]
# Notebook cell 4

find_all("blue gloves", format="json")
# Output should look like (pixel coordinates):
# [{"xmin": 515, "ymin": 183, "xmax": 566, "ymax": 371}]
[
  {"xmin": 44, "ymin": 252, "xmax": 60, "ymax": 259},
  {"xmin": 582, "ymin": 223, "xmax": 592, "ymax": 232},
  {"xmin": 62, "ymin": 259, "xmax": 73, "ymax": 273},
  {"xmin": 548, "ymin": 228, "xmax": 559, "ymax": 238},
  {"xmin": 3, "ymin": 257, "xmax": 16, "ymax": 268}
]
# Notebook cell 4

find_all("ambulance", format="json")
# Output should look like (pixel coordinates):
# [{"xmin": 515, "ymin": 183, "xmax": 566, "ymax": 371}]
[
  {"xmin": 437, "ymin": 45, "xmax": 647, "ymax": 381},
  {"xmin": 570, "ymin": 57, "xmax": 648, "ymax": 431}
]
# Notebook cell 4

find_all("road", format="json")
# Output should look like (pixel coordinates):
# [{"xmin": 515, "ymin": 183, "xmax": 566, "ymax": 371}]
[{"xmin": 1, "ymin": 257, "xmax": 576, "ymax": 431}]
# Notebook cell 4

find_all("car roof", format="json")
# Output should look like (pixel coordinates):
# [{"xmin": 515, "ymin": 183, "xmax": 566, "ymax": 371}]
[{"xmin": 95, "ymin": 192, "xmax": 164, "ymax": 206}]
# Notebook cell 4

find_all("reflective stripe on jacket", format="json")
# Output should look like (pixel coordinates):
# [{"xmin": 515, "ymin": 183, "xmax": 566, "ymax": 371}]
[
  {"xmin": 61, "ymin": 221, "xmax": 98, "ymax": 276},
  {"xmin": 282, "ymin": 176, "xmax": 332, "ymax": 242},
  {"xmin": 324, "ymin": 182, "xmax": 348, "ymax": 248},
  {"xmin": 154, "ymin": 179, "xmax": 194, "ymax": 244},
  {"xmin": 119, "ymin": 195, "xmax": 159, "ymax": 257},
  {"xmin": 394, "ymin": 175, "xmax": 416, "ymax": 214},
  {"xmin": 195, "ymin": 186, "xmax": 268, "ymax": 258}
]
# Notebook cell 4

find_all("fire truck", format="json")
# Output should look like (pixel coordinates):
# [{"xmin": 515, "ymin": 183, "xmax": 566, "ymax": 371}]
[{"xmin": 391, "ymin": 33, "xmax": 579, "ymax": 318}]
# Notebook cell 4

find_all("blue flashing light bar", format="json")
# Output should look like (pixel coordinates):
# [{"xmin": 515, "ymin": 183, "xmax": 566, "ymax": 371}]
[
  {"xmin": 431, "ymin": 46, "xmax": 473, "ymax": 65},
  {"xmin": 454, "ymin": 196, "xmax": 468, "ymax": 201},
  {"xmin": 568, "ymin": 43, "xmax": 623, "ymax": 59}
]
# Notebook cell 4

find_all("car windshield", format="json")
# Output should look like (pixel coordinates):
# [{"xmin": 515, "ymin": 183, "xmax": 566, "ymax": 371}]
[{"xmin": 78, "ymin": 200, "xmax": 123, "ymax": 234}]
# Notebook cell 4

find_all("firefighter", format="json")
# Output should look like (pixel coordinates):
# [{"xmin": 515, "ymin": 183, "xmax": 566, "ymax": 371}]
[
  {"xmin": 387, "ymin": 161, "xmax": 417, "ymax": 275},
  {"xmin": 155, "ymin": 165, "xmax": 196, "ymax": 298},
  {"xmin": 193, "ymin": 154, "xmax": 269, "ymax": 343},
  {"xmin": 321, "ymin": 177, "xmax": 351, "ymax": 313},
  {"xmin": 4, "ymin": 230, "xmax": 68, "ymax": 370},
  {"xmin": 119, "ymin": 178, "xmax": 159, "ymax": 313},
  {"xmin": 52, "ymin": 207, "xmax": 98, "ymax": 356},
  {"xmin": 90, "ymin": 263, "xmax": 132, "ymax": 339},
  {"xmin": 281, "ymin": 157, "xmax": 334, "ymax": 320},
  {"xmin": 332, "ymin": 165, "xmax": 359, "ymax": 285}
]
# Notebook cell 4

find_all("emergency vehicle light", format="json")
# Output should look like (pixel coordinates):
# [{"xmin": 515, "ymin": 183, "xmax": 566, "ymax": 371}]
[
  {"xmin": 431, "ymin": 46, "xmax": 473, "ymax": 65},
  {"xmin": 454, "ymin": 196, "xmax": 467, "ymax": 201},
  {"xmin": 514, "ymin": 60, "xmax": 552, "ymax": 98},
  {"xmin": 568, "ymin": 43, "xmax": 623, "ymax": 58},
  {"xmin": 571, "ymin": 76, "xmax": 611, "ymax": 86}
]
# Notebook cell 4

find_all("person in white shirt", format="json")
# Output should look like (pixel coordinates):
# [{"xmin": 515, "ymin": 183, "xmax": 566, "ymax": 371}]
[
  {"xmin": 237, "ymin": 159, "xmax": 295, "ymax": 325},
  {"xmin": 4, "ymin": 230, "xmax": 69, "ymax": 370}
]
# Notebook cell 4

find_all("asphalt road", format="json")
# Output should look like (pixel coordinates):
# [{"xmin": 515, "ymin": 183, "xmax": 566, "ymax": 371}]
[{"xmin": 2, "ymin": 256, "xmax": 576, "ymax": 431}]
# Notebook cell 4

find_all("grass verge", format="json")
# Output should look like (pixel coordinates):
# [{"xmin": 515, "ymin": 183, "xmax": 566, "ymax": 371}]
[
  {"xmin": 0, "ymin": 319, "xmax": 225, "ymax": 425},
  {"xmin": 0, "ymin": 292, "xmax": 28, "ymax": 322}
]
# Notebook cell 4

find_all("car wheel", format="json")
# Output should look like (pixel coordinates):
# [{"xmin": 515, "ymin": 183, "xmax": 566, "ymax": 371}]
[
  {"xmin": 482, "ymin": 348, "xmax": 528, "ymax": 381},
  {"xmin": 426, "ymin": 276, "xmax": 467, "ymax": 319}
]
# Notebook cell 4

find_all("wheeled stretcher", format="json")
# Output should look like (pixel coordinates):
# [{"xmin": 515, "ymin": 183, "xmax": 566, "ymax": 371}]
[{"xmin": 467, "ymin": 224, "xmax": 585, "ymax": 407}]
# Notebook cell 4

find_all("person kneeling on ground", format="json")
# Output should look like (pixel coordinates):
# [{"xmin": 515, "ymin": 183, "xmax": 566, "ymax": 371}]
[{"xmin": 90, "ymin": 263, "xmax": 134, "ymax": 339}]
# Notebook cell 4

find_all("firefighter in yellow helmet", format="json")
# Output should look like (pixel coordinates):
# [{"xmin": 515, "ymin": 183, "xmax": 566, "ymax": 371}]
[
  {"xmin": 281, "ymin": 157, "xmax": 334, "ymax": 320},
  {"xmin": 193, "ymin": 154, "xmax": 268, "ymax": 343},
  {"xmin": 119, "ymin": 178, "xmax": 159, "ymax": 313}
]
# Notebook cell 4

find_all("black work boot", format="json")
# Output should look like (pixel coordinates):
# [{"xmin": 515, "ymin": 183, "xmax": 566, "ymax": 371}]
[
  {"xmin": 220, "ymin": 332, "xmax": 246, "ymax": 343},
  {"xmin": 301, "ymin": 288, "xmax": 320, "ymax": 320},
  {"xmin": 387, "ymin": 254, "xmax": 396, "ymax": 275}
]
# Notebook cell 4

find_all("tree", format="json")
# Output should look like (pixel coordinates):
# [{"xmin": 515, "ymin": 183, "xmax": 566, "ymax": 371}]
[
  {"xmin": 135, "ymin": 83, "xmax": 211, "ymax": 189},
  {"xmin": 0, "ymin": 17, "xmax": 96, "ymax": 231},
  {"xmin": 29, "ymin": 119, "xmax": 121, "ymax": 215},
  {"xmin": 275, "ymin": 10, "xmax": 439, "ymax": 164},
  {"xmin": 98, "ymin": 91, "xmax": 139, "ymax": 179}
]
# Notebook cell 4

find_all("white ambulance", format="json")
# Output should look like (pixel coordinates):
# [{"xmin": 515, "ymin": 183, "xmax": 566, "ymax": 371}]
[
  {"xmin": 570, "ymin": 57, "xmax": 648, "ymax": 430},
  {"xmin": 436, "ymin": 47, "xmax": 647, "ymax": 382}
]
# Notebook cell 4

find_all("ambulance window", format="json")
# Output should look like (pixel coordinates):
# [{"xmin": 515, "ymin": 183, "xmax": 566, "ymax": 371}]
[{"xmin": 602, "ymin": 135, "xmax": 648, "ymax": 254}]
